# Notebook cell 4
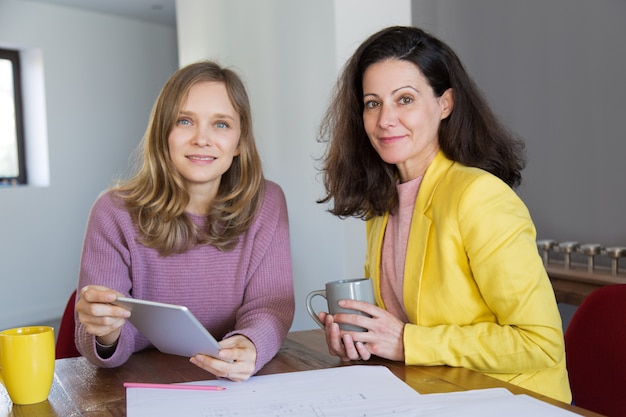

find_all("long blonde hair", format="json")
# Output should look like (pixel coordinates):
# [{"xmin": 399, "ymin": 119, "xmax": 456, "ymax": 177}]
[{"xmin": 114, "ymin": 61, "xmax": 264, "ymax": 255}]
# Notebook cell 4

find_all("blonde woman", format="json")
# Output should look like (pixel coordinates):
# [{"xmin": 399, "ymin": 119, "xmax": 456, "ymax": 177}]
[{"xmin": 75, "ymin": 61, "xmax": 294, "ymax": 382}]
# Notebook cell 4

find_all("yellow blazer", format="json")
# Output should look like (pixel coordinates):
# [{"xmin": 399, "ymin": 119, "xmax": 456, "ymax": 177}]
[{"xmin": 365, "ymin": 151, "xmax": 571, "ymax": 403}]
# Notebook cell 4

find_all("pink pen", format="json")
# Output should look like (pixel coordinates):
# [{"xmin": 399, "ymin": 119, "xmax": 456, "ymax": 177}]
[{"xmin": 124, "ymin": 382, "xmax": 226, "ymax": 391}]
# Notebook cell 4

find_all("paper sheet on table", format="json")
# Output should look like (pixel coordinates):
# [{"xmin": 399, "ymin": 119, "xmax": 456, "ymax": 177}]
[
  {"xmin": 126, "ymin": 365, "xmax": 578, "ymax": 417},
  {"xmin": 401, "ymin": 390, "xmax": 579, "ymax": 416}
]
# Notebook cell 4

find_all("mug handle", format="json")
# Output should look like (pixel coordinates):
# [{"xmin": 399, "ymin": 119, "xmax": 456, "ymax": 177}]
[{"xmin": 305, "ymin": 290, "xmax": 327, "ymax": 329}]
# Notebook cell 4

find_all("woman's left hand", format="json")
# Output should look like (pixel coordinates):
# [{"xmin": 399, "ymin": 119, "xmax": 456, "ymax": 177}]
[
  {"xmin": 321, "ymin": 300, "xmax": 405, "ymax": 362},
  {"xmin": 190, "ymin": 335, "xmax": 257, "ymax": 381}
]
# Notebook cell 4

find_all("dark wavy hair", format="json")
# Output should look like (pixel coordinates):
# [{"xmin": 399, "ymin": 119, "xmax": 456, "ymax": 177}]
[{"xmin": 317, "ymin": 26, "xmax": 526, "ymax": 219}]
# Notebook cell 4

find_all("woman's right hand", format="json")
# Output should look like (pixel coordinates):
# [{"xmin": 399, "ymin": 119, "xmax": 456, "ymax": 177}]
[
  {"xmin": 318, "ymin": 300, "xmax": 405, "ymax": 362},
  {"xmin": 75, "ymin": 285, "xmax": 130, "ymax": 345}
]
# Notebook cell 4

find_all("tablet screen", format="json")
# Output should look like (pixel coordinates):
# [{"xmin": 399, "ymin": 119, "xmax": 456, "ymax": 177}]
[{"xmin": 113, "ymin": 297, "xmax": 223, "ymax": 360}]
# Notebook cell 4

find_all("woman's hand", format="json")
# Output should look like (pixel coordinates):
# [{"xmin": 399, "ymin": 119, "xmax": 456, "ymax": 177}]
[
  {"xmin": 75, "ymin": 285, "xmax": 130, "ymax": 346},
  {"xmin": 190, "ymin": 335, "xmax": 257, "ymax": 382},
  {"xmin": 318, "ymin": 300, "xmax": 405, "ymax": 362}
]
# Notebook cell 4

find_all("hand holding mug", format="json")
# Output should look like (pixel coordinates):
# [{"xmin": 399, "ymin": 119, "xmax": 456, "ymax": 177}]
[{"xmin": 306, "ymin": 278, "xmax": 374, "ymax": 332}]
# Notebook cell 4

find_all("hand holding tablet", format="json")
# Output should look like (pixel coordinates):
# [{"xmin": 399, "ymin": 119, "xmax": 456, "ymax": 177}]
[{"xmin": 113, "ymin": 297, "xmax": 225, "ymax": 360}]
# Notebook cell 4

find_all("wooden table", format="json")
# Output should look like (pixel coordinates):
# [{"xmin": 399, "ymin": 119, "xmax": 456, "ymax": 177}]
[{"xmin": 1, "ymin": 330, "xmax": 600, "ymax": 416}]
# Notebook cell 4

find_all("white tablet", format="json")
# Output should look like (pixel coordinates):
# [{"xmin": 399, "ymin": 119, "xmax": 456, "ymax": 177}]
[{"xmin": 113, "ymin": 297, "xmax": 224, "ymax": 360}]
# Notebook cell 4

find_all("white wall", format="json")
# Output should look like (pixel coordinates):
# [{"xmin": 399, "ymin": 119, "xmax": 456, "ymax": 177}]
[
  {"xmin": 176, "ymin": 0, "xmax": 411, "ymax": 330},
  {"xmin": 412, "ymin": 0, "xmax": 626, "ymax": 257},
  {"xmin": 0, "ymin": 0, "xmax": 178, "ymax": 329}
]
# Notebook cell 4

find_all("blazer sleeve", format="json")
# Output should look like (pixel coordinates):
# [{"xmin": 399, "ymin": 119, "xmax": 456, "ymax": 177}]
[{"xmin": 403, "ymin": 174, "xmax": 565, "ymax": 374}]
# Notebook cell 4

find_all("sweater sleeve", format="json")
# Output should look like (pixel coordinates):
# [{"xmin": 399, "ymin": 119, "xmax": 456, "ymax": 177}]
[
  {"xmin": 223, "ymin": 181, "xmax": 295, "ymax": 373},
  {"xmin": 74, "ymin": 192, "xmax": 145, "ymax": 367},
  {"xmin": 403, "ymin": 175, "xmax": 565, "ymax": 374}
]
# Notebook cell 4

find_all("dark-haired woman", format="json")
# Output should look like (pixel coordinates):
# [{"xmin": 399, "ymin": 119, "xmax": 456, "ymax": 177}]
[{"xmin": 317, "ymin": 26, "xmax": 570, "ymax": 402}]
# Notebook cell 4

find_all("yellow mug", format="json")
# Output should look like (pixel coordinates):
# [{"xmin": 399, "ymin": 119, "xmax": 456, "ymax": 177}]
[{"xmin": 0, "ymin": 326, "xmax": 55, "ymax": 405}]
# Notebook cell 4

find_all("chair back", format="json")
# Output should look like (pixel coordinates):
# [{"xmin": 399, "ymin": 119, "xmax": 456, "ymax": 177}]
[
  {"xmin": 564, "ymin": 284, "xmax": 626, "ymax": 416},
  {"xmin": 56, "ymin": 289, "xmax": 81, "ymax": 359}
]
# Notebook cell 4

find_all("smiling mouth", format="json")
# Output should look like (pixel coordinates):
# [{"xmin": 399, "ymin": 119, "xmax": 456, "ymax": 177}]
[
  {"xmin": 187, "ymin": 155, "xmax": 216, "ymax": 161},
  {"xmin": 378, "ymin": 135, "xmax": 405, "ymax": 143}
]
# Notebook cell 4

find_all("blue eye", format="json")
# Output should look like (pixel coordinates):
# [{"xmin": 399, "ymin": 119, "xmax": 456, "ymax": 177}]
[
  {"xmin": 176, "ymin": 118, "xmax": 191, "ymax": 126},
  {"xmin": 215, "ymin": 121, "xmax": 229, "ymax": 129}
]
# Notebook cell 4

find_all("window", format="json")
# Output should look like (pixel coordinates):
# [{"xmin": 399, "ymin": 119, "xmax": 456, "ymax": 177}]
[{"xmin": 0, "ymin": 48, "xmax": 26, "ymax": 185}]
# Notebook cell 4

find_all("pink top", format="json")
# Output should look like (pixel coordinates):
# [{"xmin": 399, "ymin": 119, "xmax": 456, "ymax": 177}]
[
  {"xmin": 380, "ymin": 176, "xmax": 423, "ymax": 323},
  {"xmin": 75, "ymin": 180, "xmax": 294, "ymax": 374}
]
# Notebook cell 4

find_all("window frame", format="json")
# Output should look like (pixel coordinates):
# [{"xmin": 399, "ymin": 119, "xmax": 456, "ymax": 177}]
[{"xmin": 0, "ymin": 47, "xmax": 27, "ymax": 185}]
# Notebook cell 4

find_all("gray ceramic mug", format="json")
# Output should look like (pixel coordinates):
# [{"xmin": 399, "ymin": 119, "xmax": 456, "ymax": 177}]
[{"xmin": 306, "ymin": 278, "xmax": 374, "ymax": 332}]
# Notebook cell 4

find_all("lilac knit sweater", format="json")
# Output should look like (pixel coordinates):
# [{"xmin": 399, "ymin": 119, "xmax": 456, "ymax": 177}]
[{"xmin": 75, "ymin": 180, "xmax": 294, "ymax": 374}]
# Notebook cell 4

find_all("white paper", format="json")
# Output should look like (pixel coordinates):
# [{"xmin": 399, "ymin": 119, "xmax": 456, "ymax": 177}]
[
  {"xmin": 127, "ymin": 366, "xmax": 418, "ymax": 417},
  {"xmin": 126, "ymin": 365, "xmax": 579, "ymax": 417},
  {"xmin": 411, "ymin": 392, "xmax": 580, "ymax": 417}
]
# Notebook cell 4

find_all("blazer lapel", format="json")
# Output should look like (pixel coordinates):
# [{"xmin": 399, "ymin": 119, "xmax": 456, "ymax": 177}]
[{"xmin": 403, "ymin": 151, "xmax": 454, "ymax": 322}]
